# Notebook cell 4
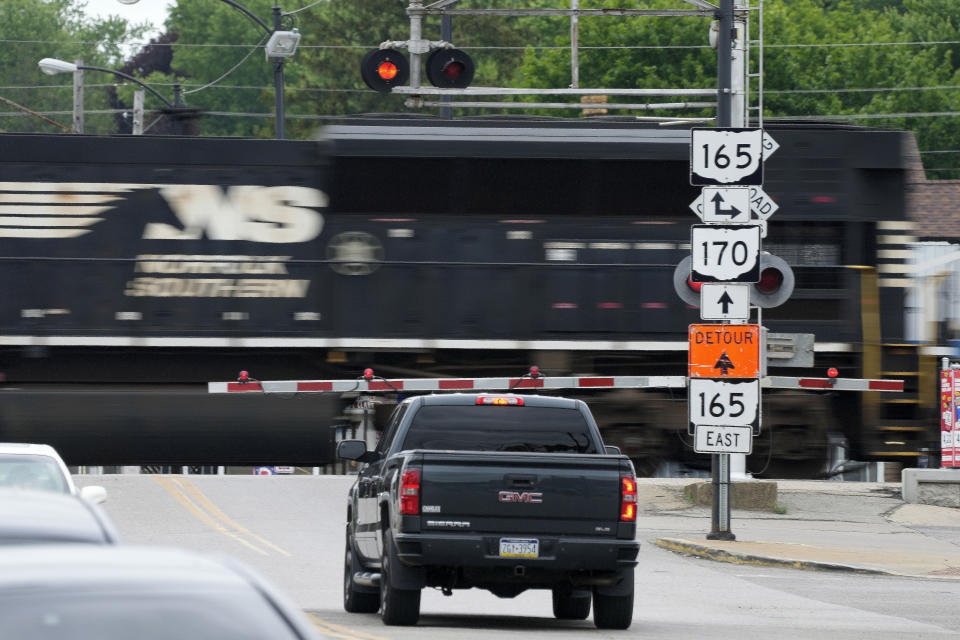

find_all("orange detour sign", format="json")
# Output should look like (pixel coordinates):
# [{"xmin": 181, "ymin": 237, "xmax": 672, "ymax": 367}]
[{"xmin": 688, "ymin": 324, "xmax": 761, "ymax": 378}]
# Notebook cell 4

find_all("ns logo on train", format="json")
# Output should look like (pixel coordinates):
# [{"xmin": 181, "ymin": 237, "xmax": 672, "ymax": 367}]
[{"xmin": 0, "ymin": 182, "xmax": 327, "ymax": 244}]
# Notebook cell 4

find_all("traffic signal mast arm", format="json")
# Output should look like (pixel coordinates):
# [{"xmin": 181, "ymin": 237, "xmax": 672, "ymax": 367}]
[{"xmin": 208, "ymin": 369, "xmax": 903, "ymax": 394}]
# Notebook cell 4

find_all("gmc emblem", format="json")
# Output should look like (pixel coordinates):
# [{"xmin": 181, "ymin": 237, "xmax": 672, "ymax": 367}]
[{"xmin": 499, "ymin": 491, "xmax": 543, "ymax": 503}]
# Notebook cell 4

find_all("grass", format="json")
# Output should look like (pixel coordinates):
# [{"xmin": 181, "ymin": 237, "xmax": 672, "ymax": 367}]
[{"xmin": 773, "ymin": 503, "xmax": 788, "ymax": 515}]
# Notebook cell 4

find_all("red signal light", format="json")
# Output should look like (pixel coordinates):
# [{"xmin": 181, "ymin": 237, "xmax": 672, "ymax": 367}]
[
  {"xmin": 360, "ymin": 49, "xmax": 409, "ymax": 93},
  {"xmin": 529, "ymin": 365, "xmax": 540, "ymax": 378},
  {"xmin": 377, "ymin": 61, "xmax": 398, "ymax": 80},
  {"xmin": 363, "ymin": 368, "xmax": 374, "ymax": 380},
  {"xmin": 238, "ymin": 370, "xmax": 249, "ymax": 383},
  {"xmin": 686, "ymin": 276, "xmax": 702, "ymax": 293},
  {"xmin": 756, "ymin": 267, "xmax": 784, "ymax": 294},
  {"xmin": 442, "ymin": 61, "xmax": 465, "ymax": 80},
  {"xmin": 425, "ymin": 48, "xmax": 475, "ymax": 89},
  {"xmin": 827, "ymin": 367, "xmax": 839, "ymax": 378}
]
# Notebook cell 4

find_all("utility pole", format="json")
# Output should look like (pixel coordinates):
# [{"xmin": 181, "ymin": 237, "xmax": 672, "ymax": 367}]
[
  {"xmin": 440, "ymin": 14, "xmax": 453, "ymax": 119},
  {"xmin": 72, "ymin": 58, "xmax": 84, "ymax": 134},
  {"xmin": 272, "ymin": 3, "xmax": 286, "ymax": 139},
  {"xmin": 706, "ymin": 0, "xmax": 736, "ymax": 543},
  {"xmin": 132, "ymin": 90, "xmax": 144, "ymax": 135}
]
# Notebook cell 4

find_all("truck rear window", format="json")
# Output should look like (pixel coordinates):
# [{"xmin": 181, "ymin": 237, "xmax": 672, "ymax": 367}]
[{"xmin": 400, "ymin": 405, "xmax": 597, "ymax": 454}]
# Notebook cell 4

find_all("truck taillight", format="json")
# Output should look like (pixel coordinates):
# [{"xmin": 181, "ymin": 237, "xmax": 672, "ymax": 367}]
[
  {"xmin": 400, "ymin": 468, "xmax": 421, "ymax": 515},
  {"xmin": 620, "ymin": 475, "xmax": 637, "ymax": 522}
]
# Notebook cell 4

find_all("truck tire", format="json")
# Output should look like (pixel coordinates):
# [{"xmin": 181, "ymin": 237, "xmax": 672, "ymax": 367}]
[
  {"xmin": 380, "ymin": 530, "xmax": 421, "ymax": 626},
  {"xmin": 552, "ymin": 589, "xmax": 591, "ymax": 620},
  {"xmin": 592, "ymin": 591, "xmax": 634, "ymax": 630},
  {"xmin": 344, "ymin": 528, "xmax": 379, "ymax": 613}
]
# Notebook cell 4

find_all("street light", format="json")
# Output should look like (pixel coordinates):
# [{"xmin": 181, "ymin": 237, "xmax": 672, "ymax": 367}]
[
  {"xmin": 39, "ymin": 58, "xmax": 182, "ymax": 108},
  {"xmin": 38, "ymin": 57, "xmax": 190, "ymax": 134},
  {"xmin": 118, "ymin": 0, "xmax": 301, "ymax": 139}
]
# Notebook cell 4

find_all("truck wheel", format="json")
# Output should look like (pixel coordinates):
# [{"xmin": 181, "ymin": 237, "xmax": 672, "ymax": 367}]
[
  {"xmin": 380, "ymin": 530, "xmax": 421, "ymax": 626},
  {"xmin": 344, "ymin": 530, "xmax": 379, "ymax": 613},
  {"xmin": 592, "ymin": 591, "xmax": 634, "ymax": 630},
  {"xmin": 552, "ymin": 589, "xmax": 591, "ymax": 620}
]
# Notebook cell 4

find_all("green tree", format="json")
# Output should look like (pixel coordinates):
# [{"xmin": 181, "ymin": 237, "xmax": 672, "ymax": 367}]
[
  {"xmin": 154, "ymin": 0, "xmax": 287, "ymax": 137},
  {"xmin": 0, "ymin": 0, "xmax": 147, "ymax": 134}
]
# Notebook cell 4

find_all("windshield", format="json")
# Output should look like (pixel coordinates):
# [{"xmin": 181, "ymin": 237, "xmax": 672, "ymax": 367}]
[
  {"xmin": 401, "ymin": 405, "xmax": 597, "ymax": 453},
  {"xmin": 0, "ymin": 587, "xmax": 302, "ymax": 639},
  {"xmin": 0, "ymin": 455, "xmax": 69, "ymax": 494}
]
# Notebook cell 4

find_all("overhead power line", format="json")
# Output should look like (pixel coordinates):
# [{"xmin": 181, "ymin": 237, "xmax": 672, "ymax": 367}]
[{"xmin": 2, "ymin": 38, "xmax": 959, "ymax": 50}]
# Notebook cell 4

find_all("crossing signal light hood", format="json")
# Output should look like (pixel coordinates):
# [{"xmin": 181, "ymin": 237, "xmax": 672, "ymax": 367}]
[
  {"xmin": 361, "ymin": 49, "xmax": 410, "ymax": 93},
  {"xmin": 672, "ymin": 253, "xmax": 795, "ymax": 309},
  {"xmin": 426, "ymin": 48, "xmax": 475, "ymax": 89}
]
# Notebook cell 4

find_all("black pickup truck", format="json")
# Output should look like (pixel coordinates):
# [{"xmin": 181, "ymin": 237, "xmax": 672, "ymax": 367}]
[{"xmin": 337, "ymin": 393, "xmax": 640, "ymax": 629}]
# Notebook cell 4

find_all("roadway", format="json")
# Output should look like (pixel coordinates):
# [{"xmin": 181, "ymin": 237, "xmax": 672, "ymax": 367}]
[{"xmin": 82, "ymin": 474, "xmax": 960, "ymax": 640}]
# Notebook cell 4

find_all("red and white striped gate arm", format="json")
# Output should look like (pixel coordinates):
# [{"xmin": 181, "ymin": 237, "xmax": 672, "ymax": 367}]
[
  {"xmin": 208, "ymin": 373, "xmax": 688, "ymax": 394},
  {"xmin": 208, "ymin": 369, "xmax": 903, "ymax": 394},
  {"xmin": 764, "ymin": 376, "xmax": 903, "ymax": 392}
]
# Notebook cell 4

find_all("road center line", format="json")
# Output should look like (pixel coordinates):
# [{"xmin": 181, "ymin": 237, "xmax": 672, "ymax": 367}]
[
  {"xmin": 307, "ymin": 613, "xmax": 390, "ymax": 640},
  {"xmin": 152, "ymin": 475, "xmax": 267, "ymax": 555},
  {"xmin": 172, "ymin": 477, "xmax": 291, "ymax": 557}
]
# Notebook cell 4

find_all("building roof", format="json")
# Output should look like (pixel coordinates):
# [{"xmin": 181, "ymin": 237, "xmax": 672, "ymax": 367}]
[{"xmin": 905, "ymin": 133, "xmax": 960, "ymax": 242}]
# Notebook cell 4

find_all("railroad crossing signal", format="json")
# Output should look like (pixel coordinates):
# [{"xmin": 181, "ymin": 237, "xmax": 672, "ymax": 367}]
[
  {"xmin": 425, "ymin": 49, "xmax": 475, "ymax": 88},
  {"xmin": 360, "ymin": 49, "xmax": 410, "ymax": 93},
  {"xmin": 361, "ymin": 47, "xmax": 476, "ymax": 93}
]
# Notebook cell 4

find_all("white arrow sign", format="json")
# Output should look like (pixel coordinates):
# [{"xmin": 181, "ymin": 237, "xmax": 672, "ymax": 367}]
[
  {"xmin": 690, "ymin": 224, "xmax": 761, "ymax": 283},
  {"xmin": 701, "ymin": 188, "xmax": 751, "ymax": 223},
  {"xmin": 689, "ymin": 378, "xmax": 760, "ymax": 430},
  {"xmin": 700, "ymin": 283, "xmax": 750, "ymax": 320},
  {"xmin": 690, "ymin": 128, "xmax": 764, "ymax": 186}
]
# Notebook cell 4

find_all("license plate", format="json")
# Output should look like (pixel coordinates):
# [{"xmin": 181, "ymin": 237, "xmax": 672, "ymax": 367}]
[{"xmin": 499, "ymin": 538, "xmax": 539, "ymax": 558}]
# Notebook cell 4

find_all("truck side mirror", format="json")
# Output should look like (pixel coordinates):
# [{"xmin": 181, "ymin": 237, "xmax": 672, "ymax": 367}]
[{"xmin": 338, "ymin": 439, "xmax": 377, "ymax": 462}]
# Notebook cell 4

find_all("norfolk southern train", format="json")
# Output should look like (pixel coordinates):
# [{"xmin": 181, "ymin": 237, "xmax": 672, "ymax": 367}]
[{"xmin": 0, "ymin": 118, "xmax": 929, "ymax": 476}]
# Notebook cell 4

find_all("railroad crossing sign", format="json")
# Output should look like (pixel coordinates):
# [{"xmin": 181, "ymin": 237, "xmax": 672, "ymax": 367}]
[
  {"xmin": 700, "ymin": 283, "xmax": 750, "ymax": 320},
  {"xmin": 688, "ymin": 324, "xmax": 761, "ymax": 378},
  {"xmin": 690, "ymin": 128, "xmax": 764, "ymax": 186},
  {"xmin": 688, "ymin": 378, "xmax": 761, "ymax": 434},
  {"xmin": 690, "ymin": 224, "xmax": 761, "ymax": 283}
]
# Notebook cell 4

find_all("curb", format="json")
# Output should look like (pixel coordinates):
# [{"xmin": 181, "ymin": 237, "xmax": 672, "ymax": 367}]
[{"xmin": 654, "ymin": 538, "xmax": 892, "ymax": 576}]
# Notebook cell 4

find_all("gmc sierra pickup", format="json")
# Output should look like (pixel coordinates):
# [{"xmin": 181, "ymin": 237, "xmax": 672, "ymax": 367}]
[{"xmin": 337, "ymin": 393, "xmax": 640, "ymax": 629}]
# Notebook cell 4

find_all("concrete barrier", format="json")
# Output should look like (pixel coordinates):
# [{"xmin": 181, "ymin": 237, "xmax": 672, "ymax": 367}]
[
  {"xmin": 902, "ymin": 468, "xmax": 960, "ymax": 507},
  {"xmin": 684, "ymin": 481, "xmax": 778, "ymax": 511}
]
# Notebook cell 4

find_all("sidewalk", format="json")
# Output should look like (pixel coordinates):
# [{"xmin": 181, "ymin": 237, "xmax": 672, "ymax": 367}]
[{"xmin": 636, "ymin": 479, "xmax": 960, "ymax": 579}]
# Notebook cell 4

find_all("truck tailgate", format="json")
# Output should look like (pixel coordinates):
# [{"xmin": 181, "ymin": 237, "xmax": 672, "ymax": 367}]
[{"xmin": 416, "ymin": 451, "xmax": 628, "ymax": 536}]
